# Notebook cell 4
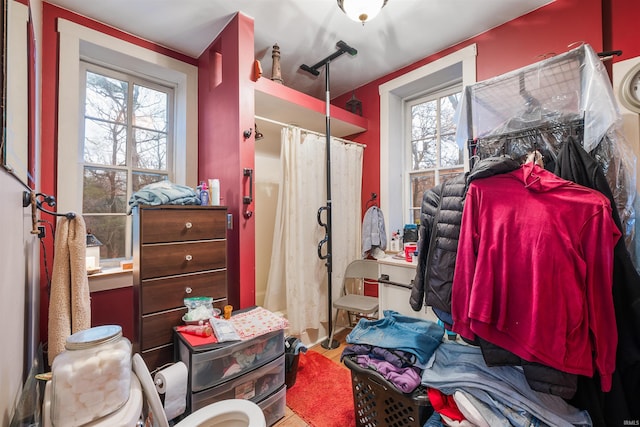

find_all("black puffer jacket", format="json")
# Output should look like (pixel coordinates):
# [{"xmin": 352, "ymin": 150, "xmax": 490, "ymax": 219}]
[{"xmin": 410, "ymin": 156, "xmax": 520, "ymax": 317}]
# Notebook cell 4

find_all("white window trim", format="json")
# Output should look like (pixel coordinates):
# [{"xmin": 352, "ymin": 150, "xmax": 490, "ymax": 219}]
[
  {"xmin": 379, "ymin": 44, "xmax": 477, "ymax": 235},
  {"xmin": 56, "ymin": 18, "xmax": 198, "ymax": 216}
]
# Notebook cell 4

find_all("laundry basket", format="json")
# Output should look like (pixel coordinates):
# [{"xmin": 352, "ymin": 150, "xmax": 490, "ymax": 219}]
[{"xmin": 343, "ymin": 356, "xmax": 433, "ymax": 427}]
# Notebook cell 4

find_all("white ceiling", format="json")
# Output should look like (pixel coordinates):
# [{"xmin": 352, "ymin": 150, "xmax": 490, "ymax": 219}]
[{"xmin": 44, "ymin": 0, "xmax": 553, "ymax": 100}]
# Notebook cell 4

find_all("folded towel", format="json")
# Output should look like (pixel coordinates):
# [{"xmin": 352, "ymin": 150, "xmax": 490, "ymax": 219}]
[{"xmin": 127, "ymin": 180, "xmax": 201, "ymax": 213}]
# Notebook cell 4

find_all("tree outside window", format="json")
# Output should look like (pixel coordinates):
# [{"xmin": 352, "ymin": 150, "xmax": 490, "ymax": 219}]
[
  {"xmin": 408, "ymin": 88, "xmax": 463, "ymax": 224},
  {"xmin": 81, "ymin": 64, "xmax": 173, "ymax": 263}
]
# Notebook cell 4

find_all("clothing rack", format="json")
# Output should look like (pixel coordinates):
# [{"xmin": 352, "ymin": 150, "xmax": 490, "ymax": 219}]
[
  {"xmin": 467, "ymin": 117, "xmax": 585, "ymax": 170},
  {"xmin": 456, "ymin": 44, "xmax": 634, "ymax": 237}
]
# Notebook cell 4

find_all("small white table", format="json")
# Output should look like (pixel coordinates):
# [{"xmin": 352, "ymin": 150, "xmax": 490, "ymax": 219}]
[{"xmin": 376, "ymin": 255, "xmax": 438, "ymax": 322}]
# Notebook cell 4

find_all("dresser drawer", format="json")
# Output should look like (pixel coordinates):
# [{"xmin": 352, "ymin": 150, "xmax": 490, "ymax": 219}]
[
  {"xmin": 141, "ymin": 270, "xmax": 227, "ymax": 314},
  {"xmin": 142, "ymin": 308, "xmax": 186, "ymax": 350},
  {"xmin": 141, "ymin": 207, "xmax": 227, "ymax": 243},
  {"xmin": 141, "ymin": 345, "xmax": 175, "ymax": 371},
  {"xmin": 190, "ymin": 354, "xmax": 285, "ymax": 412},
  {"xmin": 177, "ymin": 329, "xmax": 285, "ymax": 392},
  {"xmin": 140, "ymin": 240, "xmax": 226, "ymax": 280}
]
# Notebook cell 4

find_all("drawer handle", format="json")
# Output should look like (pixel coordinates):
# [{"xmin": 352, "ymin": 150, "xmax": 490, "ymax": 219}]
[
  {"xmin": 185, "ymin": 254, "xmax": 193, "ymax": 261},
  {"xmin": 185, "ymin": 222, "xmax": 193, "ymax": 229},
  {"xmin": 185, "ymin": 287, "xmax": 193, "ymax": 294}
]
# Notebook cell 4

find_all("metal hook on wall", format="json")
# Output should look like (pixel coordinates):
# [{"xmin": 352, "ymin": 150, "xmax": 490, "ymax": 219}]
[{"xmin": 23, "ymin": 191, "xmax": 77, "ymax": 237}]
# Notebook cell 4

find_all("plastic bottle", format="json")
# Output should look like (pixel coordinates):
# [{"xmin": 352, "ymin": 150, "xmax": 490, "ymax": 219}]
[
  {"xmin": 199, "ymin": 181, "xmax": 209, "ymax": 205},
  {"xmin": 209, "ymin": 178, "xmax": 220, "ymax": 206},
  {"xmin": 181, "ymin": 324, "xmax": 213, "ymax": 337},
  {"xmin": 390, "ymin": 231, "xmax": 400, "ymax": 252}
]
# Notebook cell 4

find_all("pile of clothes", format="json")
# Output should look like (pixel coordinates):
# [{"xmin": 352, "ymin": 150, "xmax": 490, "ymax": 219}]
[{"xmin": 342, "ymin": 311, "xmax": 594, "ymax": 427}]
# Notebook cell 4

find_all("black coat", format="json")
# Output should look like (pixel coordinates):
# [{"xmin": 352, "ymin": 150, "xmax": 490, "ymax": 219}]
[
  {"xmin": 410, "ymin": 156, "xmax": 520, "ymax": 319},
  {"xmin": 555, "ymin": 135, "xmax": 640, "ymax": 426}
]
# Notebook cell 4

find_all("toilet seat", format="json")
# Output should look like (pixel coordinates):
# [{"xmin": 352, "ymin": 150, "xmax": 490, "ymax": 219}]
[
  {"xmin": 43, "ymin": 373, "xmax": 143, "ymax": 427},
  {"xmin": 176, "ymin": 399, "xmax": 266, "ymax": 426}
]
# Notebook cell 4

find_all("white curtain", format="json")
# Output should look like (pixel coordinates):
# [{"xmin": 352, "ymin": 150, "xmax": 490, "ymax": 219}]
[{"xmin": 264, "ymin": 127, "xmax": 363, "ymax": 335}]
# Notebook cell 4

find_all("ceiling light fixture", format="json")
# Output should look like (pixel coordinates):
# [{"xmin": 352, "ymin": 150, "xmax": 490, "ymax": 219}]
[{"xmin": 337, "ymin": 0, "xmax": 388, "ymax": 25}]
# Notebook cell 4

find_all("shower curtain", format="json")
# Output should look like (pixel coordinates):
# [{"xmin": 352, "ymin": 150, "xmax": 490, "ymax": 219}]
[{"xmin": 264, "ymin": 126, "xmax": 363, "ymax": 335}]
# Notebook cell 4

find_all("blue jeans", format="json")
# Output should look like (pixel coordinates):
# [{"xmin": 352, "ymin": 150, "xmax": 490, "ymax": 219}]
[
  {"xmin": 421, "ymin": 341, "xmax": 592, "ymax": 427},
  {"xmin": 423, "ymin": 411, "xmax": 444, "ymax": 427},
  {"xmin": 346, "ymin": 310, "xmax": 444, "ymax": 366}
]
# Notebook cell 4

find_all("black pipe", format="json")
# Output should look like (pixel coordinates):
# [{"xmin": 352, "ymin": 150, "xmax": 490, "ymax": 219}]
[{"xmin": 300, "ymin": 40, "xmax": 357, "ymax": 350}]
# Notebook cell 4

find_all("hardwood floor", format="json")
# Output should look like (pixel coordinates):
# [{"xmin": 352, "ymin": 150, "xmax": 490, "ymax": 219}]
[{"xmin": 273, "ymin": 329, "xmax": 351, "ymax": 427}]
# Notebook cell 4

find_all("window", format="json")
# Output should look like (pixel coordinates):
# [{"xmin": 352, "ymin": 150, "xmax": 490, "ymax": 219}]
[
  {"xmin": 379, "ymin": 44, "xmax": 476, "ymax": 234},
  {"xmin": 56, "ymin": 18, "xmax": 198, "ymax": 274},
  {"xmin": 406, "ymin": 88, "xmax": 463, "ymax": 223},
  {"xmin": 81, "ymin": 63, "xmax": 174, "ymax": 262}
]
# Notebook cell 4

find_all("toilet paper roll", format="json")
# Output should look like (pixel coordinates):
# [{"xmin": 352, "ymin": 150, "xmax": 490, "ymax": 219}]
[{"xmin": 154, "ymin": 362, "xmax": 188, "ymax": 421}]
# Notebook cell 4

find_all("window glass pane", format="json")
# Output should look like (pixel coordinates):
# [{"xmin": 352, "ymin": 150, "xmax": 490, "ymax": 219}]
[
  {"xmin": 410, "ymin": 170, "xmax": 435, "ymax": 212},
  {"xmin": 84, "ymin": 215, "xmax": 126, "ymax": 259},
  {"xmin": 85, "ymin": 71, "xmax": 128, "ymax": 122},
  {"xmin": 441, "ymin": 92, "xmax": 461, "ymax": 134},
  {"xmin": 411, "ymin": 100, "xmax": 437, "ymax": 140},
  {"xmin": 133, "ymin": 128, "xmax": 167, "ymax": 170},
  {"xmin": 413, "ymin": 137, "xmax": 436, "ymax": 170},
  {"xmin": 81, "ymin": 63, "xmax": 174, "ymax": 263},
  {"xmin": 84, "ymin": 118, "xmax": 127, "ymax": 165},
  {"xmin": 83, "ymin": 166, "xmax": 128, "ymax": 213},
  {"xmin": 133, "ymin": 85, "xmax": 168, "ymax": 131},
  {"xmin": 440, "ymin": 134, "xmax": 463, "ymax": 167},
  {"xmin": 440, "ymin": 168, "xmax": 465, "ymax": 184},
  {"xmin": 132, "ymin": 172, "xmax": 167, "ymax": 193},
  {"xmin": 411, "ymin": 207, "xmax": 421, "ymax": 225}
]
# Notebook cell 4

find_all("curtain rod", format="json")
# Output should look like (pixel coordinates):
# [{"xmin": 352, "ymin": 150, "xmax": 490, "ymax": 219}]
[{"xmin": 255, "ymin": 115, "xmax": 366, "ymax": 148}]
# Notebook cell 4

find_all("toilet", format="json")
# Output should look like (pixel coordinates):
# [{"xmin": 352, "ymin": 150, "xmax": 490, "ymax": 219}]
[
  {"xmin": 42, "ymin": 354, "xmax": 266, "ymax": 427},
  {"xmin": 131, "ymin": 353, "xmax": 266, "ymax": 427}
]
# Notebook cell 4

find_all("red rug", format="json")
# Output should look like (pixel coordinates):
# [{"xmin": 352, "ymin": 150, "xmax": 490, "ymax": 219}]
[{"xmin": 286, "ymin": 350, "xmax": 355, "ymax": 427}]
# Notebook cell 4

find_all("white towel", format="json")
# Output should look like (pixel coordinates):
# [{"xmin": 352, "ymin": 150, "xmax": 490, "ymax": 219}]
[{"xmin": 48, "ymin": 216, "xmax": 92, "ymax": 365}]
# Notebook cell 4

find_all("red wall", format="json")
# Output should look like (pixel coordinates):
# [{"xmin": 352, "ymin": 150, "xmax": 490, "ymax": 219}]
[
  {"xmin": 197, "ymin": 13, "xmax": 257, "ymax": 309},
  {"xmin": 609, "ymin": 0, "xmax": 640, "ymax": 63},
  {"xmin": 333, "ymin": 0, "xmax": 604, "ymax": 215}
]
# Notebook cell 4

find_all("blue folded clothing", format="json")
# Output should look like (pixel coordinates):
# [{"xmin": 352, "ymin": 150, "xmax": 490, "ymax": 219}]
[
  {"xmin": 128, "ymin": 180, "xmax": 201, "ymax": 213},
  {"xmin": 346, "ymin": 310, "xmax": 444, "ymax": 368}
]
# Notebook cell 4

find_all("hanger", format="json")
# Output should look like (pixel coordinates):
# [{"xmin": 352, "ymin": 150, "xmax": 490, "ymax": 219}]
[{"xmin": 365, "ymin": 192, "xmax": 378, "ymax": 209}]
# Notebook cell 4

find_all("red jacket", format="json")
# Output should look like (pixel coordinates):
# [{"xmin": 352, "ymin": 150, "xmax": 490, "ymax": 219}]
[{"xmin": 451, "ymin": 163, "xmax": 620, "ymax": 391}]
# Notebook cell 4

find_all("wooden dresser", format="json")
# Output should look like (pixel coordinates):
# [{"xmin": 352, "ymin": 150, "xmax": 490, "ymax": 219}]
[{"xmin": 132, "ymin": 205, "xmax": 228, "ymax": 371}]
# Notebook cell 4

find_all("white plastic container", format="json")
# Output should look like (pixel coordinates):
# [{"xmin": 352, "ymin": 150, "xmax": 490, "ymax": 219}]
[
  {"xmin": 209, "ymin": 178, "xmax": 220, "ymax": 206},
  {"xmin": 51, "ymin": 325, "xmax": 131, "ymax": 427}
]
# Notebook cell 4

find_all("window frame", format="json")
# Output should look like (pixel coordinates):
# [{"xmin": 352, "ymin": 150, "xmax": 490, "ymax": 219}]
[
  {"xmin": 379, "ymin": 44, "xmax": 477, "ymax": 234},
  {"xmin": 79, "ymin": 62, "xmax": 175, "ymax": 263},
  {"xmin": 405, "ymin": 85, "xmax": 463, "ymax": 223},
  {"xmin": 56, "ymin": 17, "xmax": 198, "ymax": 225}
]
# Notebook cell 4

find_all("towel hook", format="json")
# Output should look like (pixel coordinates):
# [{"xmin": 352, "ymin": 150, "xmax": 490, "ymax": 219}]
[{"xmin": 23, "ymin": 191, "xmax": 77, "ymax": 236}]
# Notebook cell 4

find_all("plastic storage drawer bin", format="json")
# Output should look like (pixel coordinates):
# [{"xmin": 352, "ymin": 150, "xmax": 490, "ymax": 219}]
[
  {"xmin": 257, "ymin": 384, "xmax": 286, "ymax": 427},
  {"xmin": 344, "ymin": 356, "xmax": 432, "ymax": 427},
  {"xmin": 177, "ymin": 329, "xmax": 284, "ymax": 392},
  {"xmin": 190, "ymin": 354, "xmax": 285, "ymax": 411}
]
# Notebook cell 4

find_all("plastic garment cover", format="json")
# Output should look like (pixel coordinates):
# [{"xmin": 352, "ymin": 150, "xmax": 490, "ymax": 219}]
[{"xmin": 455, "ymin": 44, "xmax": 636, "ymax": 245}]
